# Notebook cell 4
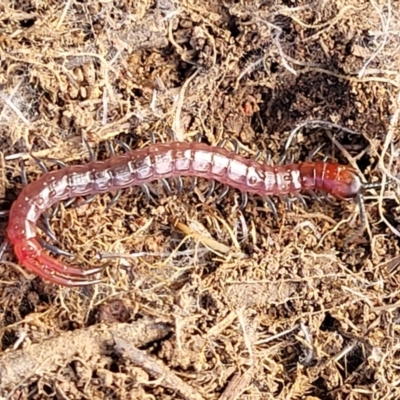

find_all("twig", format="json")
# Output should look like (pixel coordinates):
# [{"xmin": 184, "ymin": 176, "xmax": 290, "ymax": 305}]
[
  {"xmin": 358, "ymin": 0, "xmax": 391, "ymax": 78},
  {"xmin": 0, "ymin": 319, "xmax": 172, "ymax": 395},
  {"xmin": 0, "ymin": 85, "xmax": 30, "ymax": 126},
  {"xmin": 113, "ymin": 333, "xmax": 205, "ymax": 400},
  {"xmin": 171, "ymin": 68, "xmax": 200, "ymax": 141},
  {"xmin": 219, "ymin": 368, "xmax": 254, "ymax": 400},
  {"xmin": 377, "ymin": 93, "xmax": 400, "ymax": 237}
]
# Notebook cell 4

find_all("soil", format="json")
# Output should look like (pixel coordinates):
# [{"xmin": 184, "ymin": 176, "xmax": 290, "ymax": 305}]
[{"xmin": 1, "ymin": 0, "xmax": 400, "ymax": 399}]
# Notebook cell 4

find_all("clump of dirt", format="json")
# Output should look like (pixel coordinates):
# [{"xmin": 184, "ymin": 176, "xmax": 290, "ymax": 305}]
[{"xmin": 0, "ymin": 0, "xmax": 400, "ymax": 399}]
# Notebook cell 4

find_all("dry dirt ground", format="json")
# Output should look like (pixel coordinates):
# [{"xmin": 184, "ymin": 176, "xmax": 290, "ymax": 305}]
[{"xmin": 1, "ymin": 0, "xmax": 400, "ymax": 399}]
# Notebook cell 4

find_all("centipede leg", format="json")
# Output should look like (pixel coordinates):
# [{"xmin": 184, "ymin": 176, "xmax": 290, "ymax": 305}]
[
  {"xmin": 344, "ymin": 194, "xmax": 367, "ymax": 244},
  {"xmin": 30, "ymin": 154, "xmax": 48, "ymax": 173},
  {"xmin": 63, "ymin": 198, "xmax": 75, "ymax": 208},
  {"xmin": 215, "ymin": 185, "xmax": 230, "ymax": 203},
  {"xmin": 20, "ymin": 255, "xmax": 102, "ymax": 286},
  {"xmin": 0, "ymin": 240, "xmax": 9, "ymax": 260},
  {"xmin": 307, "ymin": 190, "xmax": 323, "ymax": 204},
  {"xmin": 38, "ymin": 217, "xmax": 75, "ymax": 258},
  {"xmin": 237, "ymin": 211, "xmax": 249, "ymax": 243},
  {"xmin": 49, "ymin": 158, "xmax": 67, "ymax": 168},
  {"xmin": 37, "ymin": 219, "xmax": 59, "ymax": 244},
  {"xmin": 205, "ymin": 180, "xmax": 216, "ymax": 200},
  {"xmin": 70, "ymin": 194, "xmax": 97, "ymax": 208},
  {"xmin": 265, "ymin": 150, "xmax": 272, "ymax": 164},
  {"xmin": 140, "ymin": 184, "xmax": 153, "ymax": 203},
  {"xmin": 83, "ymin": 138, "xmax": 95, "ymax": 162},
  {"xmin": 175, "ymin": 177, "xmax": 184, "ymax": 194},
  {"xmin": 167, "ymin": 128, "xmax": 178, "ymax": 141},
  {"xmin": 278, "ymin": 153, "xmax": 287, "ymax": 164},
  {"xmin": 295, "ymin": 193, "xmax": 308, "ymax": 209},
  {"xmin": 219, "ymin": 138, "xmax": 240, "ymax": 154},
  {"xmin": 114, "ymin": 139, "xmax": 131, "ymax": 153},
  {"xmin": 37, "ymin": 237, "xmax": 74, "ymax": 258},
  {"xmin": 106, "ymin": 190, "xmax": 122, "ymax": 211},
  {"xmin": 19, "ymin": 159, "xmax": 28, "ymax": 185},
  {"xmin": 23, "ymin": 156, "xmax": 64, "ymax": 249},
  {"xmin": 189, "ymin": 177, "xmax": 197, "ymax": 191},
  {"xmin": 149, "ymin": 131, "xmax": 157, "ymax": 144},
  {"xmin": 240, "ymin": 192, "xmax": 248, "ymax": 210},
  {"xmin": 161, "ymin": 178, "xmax": 173, "ymax": 196},
  {"xmin": 263, "ymin": 196, "xmax": 278, "ymax": 219},
  {"xmin": 321, "ymin": 192, "xmax": 336, "ymax": 206},
  {"xmin": 106, "ymin": 141, "xmax": 116, "ymax": 156},
  {"xmin": 307, "ymin": 144, "xmax": 325, "ymax": 160},
  {"xmin": 231, "ymin": 139, "xmax": 240, "ymax": 154},
  {"xmin": 281, "ymin": 195, "xmax": 293, "ymax": 211},
  {"xmin": 14, "ymin": 238, "xmax": 103, "ymax": 281}
]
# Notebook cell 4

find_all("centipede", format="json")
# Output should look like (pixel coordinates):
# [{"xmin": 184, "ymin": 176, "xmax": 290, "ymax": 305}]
[{"xmin": 5, "ymin": 141, "xmax": 382, "ymax": 287}]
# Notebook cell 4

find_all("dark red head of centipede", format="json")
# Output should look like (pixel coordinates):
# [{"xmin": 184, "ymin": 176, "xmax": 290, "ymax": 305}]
[
  {"xmin": 326, "ymin": 165, "xmax": 364, "ymax": 200},
  {"xmin": 299, "ymin": 162, "xmax": 364, "ymax": 201}
]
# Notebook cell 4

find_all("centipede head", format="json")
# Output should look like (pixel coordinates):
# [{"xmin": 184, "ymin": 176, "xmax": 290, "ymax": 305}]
[
  {"xmin": 331, "ymin": 167, "xmax": 390, "ymax": 201},
  {"xmin": 329, "ymin": 166, "xmax": 364, "ymax": 201}
]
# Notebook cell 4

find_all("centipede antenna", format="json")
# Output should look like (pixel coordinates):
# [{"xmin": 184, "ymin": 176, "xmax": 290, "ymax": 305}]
[
  {"xmin": 82, "ymin": 138, "xmax": 95, "ymax": 162},
  {"xmin": 106, "ymin": 190, "xmax": 122, "ymax": 211},
  {"xmin": 263, "ymin": 196, "xmax": 278, "ymax": 219},
  {"xmin": 37, "ymin": 237, "xmax": 74, "ymax": 258},
  {"xmin": 161, "ymin": 178, "xmax": 173, "ymax": 196},
  {"xmin": 363, "ymin": 179, "xmax": 392, "ymax": 191},
  {"xmin": 215, "ymin": 184, "xmax": 230, "ymax": 203},
  {"xmin": 204, "ymin": 179, "xmax": 216, "ymax": 200},
  {"xmin": 240, "ymin": 192, "xmax": 248, "ymax": 210},
  {"xmin": 19, "ymin": 159, "xmax": 28, "ymax": 186}
]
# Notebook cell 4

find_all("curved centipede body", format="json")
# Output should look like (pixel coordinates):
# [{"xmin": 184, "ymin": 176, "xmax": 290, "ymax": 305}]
[{"xmin": 6, "ymin": 141, "xmax": 364, "ymax": 286}]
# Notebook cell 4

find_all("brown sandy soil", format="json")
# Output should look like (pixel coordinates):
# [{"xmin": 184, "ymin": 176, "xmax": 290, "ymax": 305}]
[{"xmin": 1, "ymin": 0, "xmax": 400, "ymax": 399}]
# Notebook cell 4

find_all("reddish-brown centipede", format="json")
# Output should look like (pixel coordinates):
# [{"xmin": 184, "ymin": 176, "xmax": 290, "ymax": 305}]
[{"xmin": 5, "ymin": 141, "xmax": 378, "ymax": 286}]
